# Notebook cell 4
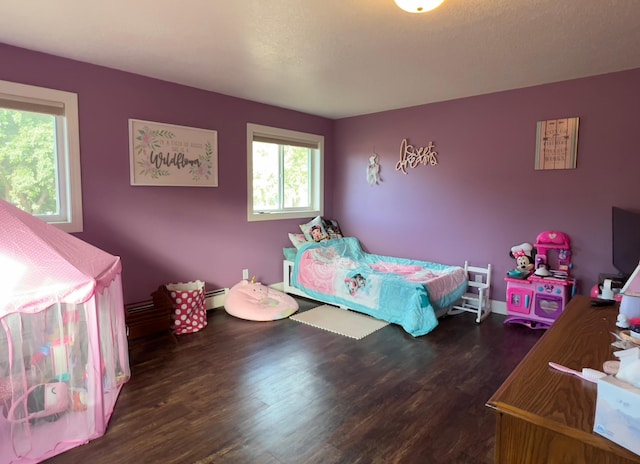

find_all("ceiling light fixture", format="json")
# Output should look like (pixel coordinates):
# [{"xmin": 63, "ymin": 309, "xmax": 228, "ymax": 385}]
[{"xmin": 394, "ymin": 0, "xmax": 445, "ymax": 13}]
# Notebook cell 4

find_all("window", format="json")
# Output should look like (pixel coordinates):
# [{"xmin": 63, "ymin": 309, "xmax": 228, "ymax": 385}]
[
  {"xmin": 247, "ymin": 123, "xmax": 323, "ymax": 222},
  {"xmin": 0, "ymin": 80, "xmax": 82, "ymax": 232}
]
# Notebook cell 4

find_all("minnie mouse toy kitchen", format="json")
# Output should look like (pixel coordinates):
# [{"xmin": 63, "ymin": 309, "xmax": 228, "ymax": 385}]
[{"xmin": 504, "ymin": 231, "xmax": 576, "ymax": 329}]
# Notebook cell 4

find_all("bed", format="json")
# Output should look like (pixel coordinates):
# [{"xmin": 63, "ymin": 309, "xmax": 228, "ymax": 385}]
[{"xmin": 282, "ymin": 237, "xmax": 468, "ymax": 337}]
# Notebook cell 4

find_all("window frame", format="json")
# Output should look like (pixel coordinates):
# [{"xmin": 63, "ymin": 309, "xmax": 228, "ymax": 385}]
[
  {"xmin": 247, "ymin": 123, "xmax": 324, "ymax": 222},
  {"xmin": 0, "ymin": 80, "xmax": 83, "ymax": 232}
]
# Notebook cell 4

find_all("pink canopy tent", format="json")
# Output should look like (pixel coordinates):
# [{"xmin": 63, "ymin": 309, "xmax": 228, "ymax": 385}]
[{"xmin": 0, "ymin": 200, "xmax": 130, "ymax": 463}]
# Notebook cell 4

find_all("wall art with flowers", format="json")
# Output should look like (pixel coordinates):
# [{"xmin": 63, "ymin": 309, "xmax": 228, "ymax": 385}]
[{"xmin": 129, "ymin": 119, "xmax": 218, "ymax": 187}]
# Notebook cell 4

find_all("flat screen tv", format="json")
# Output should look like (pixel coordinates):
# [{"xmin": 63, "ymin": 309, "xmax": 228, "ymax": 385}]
[{"xmin": 612, "ymin": 206, "xmax": 640, "ymax": 278}]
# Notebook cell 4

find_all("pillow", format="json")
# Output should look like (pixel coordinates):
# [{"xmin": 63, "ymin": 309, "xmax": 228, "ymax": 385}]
[
  {"xmin": 323, "ymin": 218, "xmax": 343, "ymax": 239},
  {"xmin": 288, "ymin": 233, "xmax": 308, "ymax": 249},
  {"xmin": 299, "ymin": 216, "xmax": 329, "ymax": 242},
  {"xmin": 283, "ymin": 247, "xmax": 297, "ymax": 261}
]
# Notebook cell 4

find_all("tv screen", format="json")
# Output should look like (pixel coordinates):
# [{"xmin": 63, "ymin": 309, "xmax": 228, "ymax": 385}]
[{"xmin": 612, "ymin": 206, "xmax": 640, "ymax": 278}]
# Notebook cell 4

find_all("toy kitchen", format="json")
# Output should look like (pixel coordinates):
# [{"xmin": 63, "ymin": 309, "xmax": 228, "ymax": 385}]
[{"xmin": 505, "ymin": 231, "xmax": 576, "ymax": 329}]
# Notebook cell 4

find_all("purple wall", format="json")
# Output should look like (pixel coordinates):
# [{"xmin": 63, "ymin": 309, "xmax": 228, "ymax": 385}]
[
  {"xmin": 3, "ymin": 41, "xmax": 639, "ymax": 304},
  {"xmin": 0, "ymin": 43, "xmax": 334, "ymax": 303},
  {"xmin": 333, "ymin": 68, "xmax": 640, "ymax": 300}
]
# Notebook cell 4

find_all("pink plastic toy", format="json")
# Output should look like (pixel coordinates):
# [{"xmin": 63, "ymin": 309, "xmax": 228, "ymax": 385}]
[{"xmin": 505, "ymin": 231, "xmax": 576, "ymax": 329}]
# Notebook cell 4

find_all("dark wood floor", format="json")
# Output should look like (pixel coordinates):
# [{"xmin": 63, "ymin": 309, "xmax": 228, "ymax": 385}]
[{"xmin": 45, "ymin": 299, "xmax": 543, "ymax": 464}]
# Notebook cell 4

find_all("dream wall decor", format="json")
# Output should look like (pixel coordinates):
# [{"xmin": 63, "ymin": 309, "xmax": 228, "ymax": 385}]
[{"xmin": 395, "ymin": 138, "xmax": 438, "ymax": 174}]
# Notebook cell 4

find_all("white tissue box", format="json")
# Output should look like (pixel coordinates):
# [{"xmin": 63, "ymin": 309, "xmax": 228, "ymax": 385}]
[{"xmin": 594, "ymin": 375, "xmax": 640, "ymax": 456}]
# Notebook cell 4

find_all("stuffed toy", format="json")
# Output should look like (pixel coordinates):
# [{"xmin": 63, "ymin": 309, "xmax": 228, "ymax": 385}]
[
  {"xmin": 6, "ymin": 381, "xmax": 70, "ymax": 423},
  {"xmin": 509, "ymin": 242, "xmax": 535, "ymax": 276},
  {"xmin": 224, "ymin": 278, "xmax": 298, "ymax": 321}
]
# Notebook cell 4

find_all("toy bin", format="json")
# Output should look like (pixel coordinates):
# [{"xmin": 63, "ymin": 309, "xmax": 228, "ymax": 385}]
[
  {"xmin": 0, "ymin": 200, "xmax": 130, "ymax": 463},
  {"xmin": 166, "ymin": 280, "xmax": 207, "ymax": 335}
]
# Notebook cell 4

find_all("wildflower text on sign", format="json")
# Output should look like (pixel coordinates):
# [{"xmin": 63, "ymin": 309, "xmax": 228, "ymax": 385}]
[{"xmin": 129, "ymin": 119, "xmax": 218, "ymax": 187}]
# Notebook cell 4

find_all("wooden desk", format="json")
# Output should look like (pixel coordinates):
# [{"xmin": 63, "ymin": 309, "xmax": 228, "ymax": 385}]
[{"xmin": 487, "ymin": 295, "xmax": 640, "ymax": 463}]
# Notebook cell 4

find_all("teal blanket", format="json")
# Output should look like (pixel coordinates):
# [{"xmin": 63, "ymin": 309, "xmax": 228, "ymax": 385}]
[{"xmin": 291, "ymin": 237, "xmax": 468, "ymax": 336}]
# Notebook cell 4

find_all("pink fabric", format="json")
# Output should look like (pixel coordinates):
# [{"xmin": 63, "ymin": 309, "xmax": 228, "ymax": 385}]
[
  {"xmin": 0, "ymin": 200, "xmax": 130, "ymax": 463},
  {"xmin": 0, "ymin": 200, "xmax": 122, "ymax": 317},
  {"xmin": 0, "ymin": 377, "xmax": 19, "ymax": 404},
  {"xmin": 296, "ymin": 250, "xmax": 341, "ymax": 295},
  {"xmin": 297, "ymin": 248, "xmax": 464, "ymax": 304},
  {"xmin": 167, "ymin": 281, "xmax": 207, "ymax": 334},
  {"xmin": 224, "ymin": 280, "xmax": 298, "ymax": 321}
]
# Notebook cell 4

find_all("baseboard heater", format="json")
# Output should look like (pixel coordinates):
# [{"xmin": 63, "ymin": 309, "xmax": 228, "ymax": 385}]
[
  {"xmin": 205, "ymin": 288, "xmax": 228, "ymax": 310},
  {"xmin": 124, "ymin": 287, "xmax": 227, "ymax": 344}
]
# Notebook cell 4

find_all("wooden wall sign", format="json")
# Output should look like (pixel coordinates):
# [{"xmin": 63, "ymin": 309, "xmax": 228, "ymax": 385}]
[{"xmin": 535, "ymin": 117, "xmax": 579, "ymax": 170}]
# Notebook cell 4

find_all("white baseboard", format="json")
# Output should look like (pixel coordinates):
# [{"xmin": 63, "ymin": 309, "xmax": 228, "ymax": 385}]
[
  {"xmin": 205, "ymin": 288, "xmax": 229, "ymax": 310},
  {"xmin": 490, "ymin": 299, "xmax": 507, "ymax": 315}
]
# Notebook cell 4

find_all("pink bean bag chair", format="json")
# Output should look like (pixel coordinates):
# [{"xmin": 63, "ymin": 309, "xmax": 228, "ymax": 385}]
[{"xmin": 224, "ymin": 280, "xmax": 299, "ymax": 321}]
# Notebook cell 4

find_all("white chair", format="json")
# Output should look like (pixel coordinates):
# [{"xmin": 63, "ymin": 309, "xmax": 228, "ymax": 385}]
[{"xmin": 450, "ymin": 261, "xmax": 492, "ymax": 323}]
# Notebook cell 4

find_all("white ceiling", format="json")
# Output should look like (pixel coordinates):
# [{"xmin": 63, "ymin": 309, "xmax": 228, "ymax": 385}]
[{"xmin": 1, "ymin": 0, "xmax": 639, "ymax": 119}]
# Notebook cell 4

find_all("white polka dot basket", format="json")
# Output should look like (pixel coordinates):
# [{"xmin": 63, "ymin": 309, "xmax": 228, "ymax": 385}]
[{"xmin": 165, "ymin": 280, "xmax": 207, "ymax": 335}]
